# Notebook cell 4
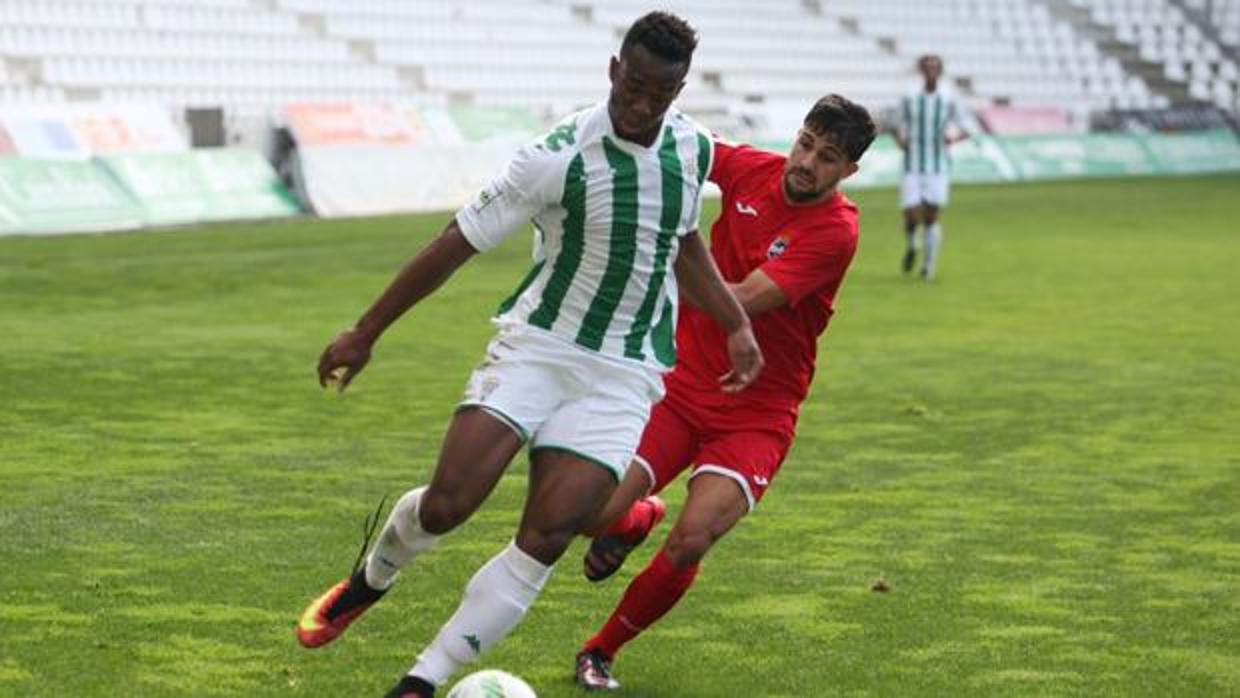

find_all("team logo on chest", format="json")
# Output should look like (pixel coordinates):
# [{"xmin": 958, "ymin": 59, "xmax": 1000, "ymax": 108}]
[
  {"xmin": 767, "ymin": 235, "xmax": 790, "ymax": 259},
  {"xmin": 735, "ymin": 201, "xmax": 759, "ymax": 216}
]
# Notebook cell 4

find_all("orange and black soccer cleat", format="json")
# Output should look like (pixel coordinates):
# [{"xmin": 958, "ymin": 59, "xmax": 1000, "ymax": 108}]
[
  {"xmin": 296, "ymin": 497, "xmax": 389, "ymax": 648},
  {"xmin": 296, "ymin": 567, "xmax": 386, "ymax": 648}
]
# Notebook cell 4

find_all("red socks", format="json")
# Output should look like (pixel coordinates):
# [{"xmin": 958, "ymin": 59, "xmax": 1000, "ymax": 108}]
[{"xmin": 583, "ymin": 549, "xmax": 699, "ymax": 660}]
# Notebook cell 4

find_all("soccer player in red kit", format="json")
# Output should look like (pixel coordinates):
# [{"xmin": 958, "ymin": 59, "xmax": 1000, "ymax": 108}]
[{"xmin": 574, "ymin": 94, "xmax": 877, "ymax": 690}]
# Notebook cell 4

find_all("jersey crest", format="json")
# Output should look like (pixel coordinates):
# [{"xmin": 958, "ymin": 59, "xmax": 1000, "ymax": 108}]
[
  {"xmin": 767, "ymin": 235, "xmax": 789, "ymax": 259},
  {"xmin": 544, "ymin": 119, "xmax": 578, "ymax": 152}
]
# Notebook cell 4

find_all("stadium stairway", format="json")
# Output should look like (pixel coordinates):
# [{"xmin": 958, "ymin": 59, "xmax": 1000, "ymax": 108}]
[{"xmin": 1046, "ymin": 0, "xmax": 1194, "ymax": 103}]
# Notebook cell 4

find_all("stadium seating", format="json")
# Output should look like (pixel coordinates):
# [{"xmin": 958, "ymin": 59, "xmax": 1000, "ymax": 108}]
[
  {"xmin": 0, "ymin": 0, "xmax": 1235, "ymax": 136},
  {"xmin": 1072, "ymin": 0, "xmax": 1239, "ymax": 112},
  {"xmin": 1199, "ymin": 0, "xmax": 1240, "ymax": 49}
]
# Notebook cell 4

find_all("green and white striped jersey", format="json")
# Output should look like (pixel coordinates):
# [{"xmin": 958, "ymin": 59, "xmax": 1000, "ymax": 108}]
[
  {"xmin": 456, "ymin": 101, "xmax": 712, "ymax": 371},
  {"xmin": 899, "ymin": 88, "xmax": 971, "ymax": 175}
]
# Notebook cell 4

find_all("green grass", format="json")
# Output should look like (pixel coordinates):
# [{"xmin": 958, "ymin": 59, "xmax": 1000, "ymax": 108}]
[{"xmin": 1, "ymin": 175, "xmax": 1238, "ymax": 697}]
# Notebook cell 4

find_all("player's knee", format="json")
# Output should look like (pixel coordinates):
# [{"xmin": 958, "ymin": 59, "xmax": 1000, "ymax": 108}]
[
  {"xmin": 577, "ymin": 515, "xmax": 608, "ymax": 539},
  {"xmin": 417, "ymin": 489, "xmax": 472, "ymax": 535},
  {"xmin": 575, "ymin": 503, "xmax": 613, "ymax": 537},
  {"xmin": 515, "ymin": 526, "xmax": 574, "ymax": 566},
  {"xmin": 662, "ymin": 528, "xmax": 713, "ymax": 568}
]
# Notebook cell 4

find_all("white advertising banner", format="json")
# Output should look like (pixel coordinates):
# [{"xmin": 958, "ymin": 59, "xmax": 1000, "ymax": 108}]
[
  {"xmin": 0, "ymin": 103, "xmax": 187, "ymax": 160},
  {"xmin": 284, "ymin": 103, "xmax": 540, "ymax": 217}
]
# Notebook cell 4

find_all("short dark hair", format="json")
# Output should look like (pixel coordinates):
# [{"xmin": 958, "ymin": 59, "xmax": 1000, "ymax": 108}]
[
  {"xmin": 803, "ymin": 94, "xmax": 877, "ymax": 162},
  {"xmin": 620, "ymin": 11, "xmax": 698, "ymax": 66},
  {"xmin": 918, "ymin": 54, "xmax": 943, "ymax": 69}
]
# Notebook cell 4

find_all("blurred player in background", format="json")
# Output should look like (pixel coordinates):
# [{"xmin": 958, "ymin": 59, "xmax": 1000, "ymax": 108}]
[
  {"xmin": 894, "ymin": 54, "xmax": 973, "ymax": 281},
  {"xmin": 295, "ymin": 12, "xmax": 763, "ymax": 698},
  {"xmin": 573, "ymin": 94, "xmax": 877, "ymax": 690}
]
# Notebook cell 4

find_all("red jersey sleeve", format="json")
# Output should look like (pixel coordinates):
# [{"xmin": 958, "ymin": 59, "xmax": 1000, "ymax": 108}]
[
  {"xmin": 709, "ymin": 139, "xmax": 747, "ymax": 195},
  {"xmin": 760, "ymin": 212, "xmax": 858, "ymax": 308}
]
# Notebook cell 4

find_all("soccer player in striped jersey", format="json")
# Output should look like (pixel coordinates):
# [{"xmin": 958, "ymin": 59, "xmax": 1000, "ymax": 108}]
[
  {"xmin": 895, "ymin": 54, "xmax": 973, "ymax": 281},
  {"xmin": 573, "ymin": 95, "xmax": 877, "ymax": 690},
  {"xmin": 294, "ymin": 12, "xmax": 762, "ymax": 698}
]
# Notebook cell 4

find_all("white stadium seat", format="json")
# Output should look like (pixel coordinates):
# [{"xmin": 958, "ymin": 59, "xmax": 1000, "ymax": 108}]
[{"xmin": 0, "ymin": 0, "xmax": 1233, "ymax": 125}]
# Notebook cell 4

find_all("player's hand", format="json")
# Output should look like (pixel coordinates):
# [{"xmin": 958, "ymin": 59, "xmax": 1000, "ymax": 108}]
[
  {"xmin": 317, "ymin": 327, "xmax": 373, "ymax": 393},
  {"xmin": 719, "ymin": 325, "xmax": 763, "ymax": 393}
]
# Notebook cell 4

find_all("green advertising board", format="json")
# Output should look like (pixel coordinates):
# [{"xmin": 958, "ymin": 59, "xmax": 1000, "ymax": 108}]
[
  {"xmin": 949, "ymin": 135, "xmax": 1018, "ymax": 183},
  {"xmin": 191, "ymin": 148, "xmax": 301, "ymax": 220},
  {"xmin": 0, "ymin": 178, "xmax": 21, "ymax": 235},
  {"xmin": 1140, "ymin": 128, "xmax": 1240, "ymax": 174},
  {"xmin": 416, "ymin": 105, "xmax": 543, "ymax": 147},
  {"xmin": 0, "ymin": 157, "xmax": 144, "ymax": 234},
  {"xmin": 766, "ymin": 131, "xmax": 1239, "ymax": 188},
  {"xmin": 2, "ymin": 129, "xmax": 1236, "ymax": 235},
  {"xmin": 100, "ymin": 152, "xmax": 216, "ymax": 226},
  {"xmin": 447, "ymin": 106, "xmax": 542, "ymax": 143},
  {"xmin": 999, "ymin": 133, "xmax": 1161, "ymax": 179},
  {"xmin": 99, "ymin": 148, "xmax": 300, "ymax": 227}
]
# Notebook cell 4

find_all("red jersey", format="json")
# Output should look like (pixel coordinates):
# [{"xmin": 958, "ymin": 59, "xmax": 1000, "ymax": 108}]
[{"xmin": 667, "ymin": 141, "xmax": 859, "ymax": 423}]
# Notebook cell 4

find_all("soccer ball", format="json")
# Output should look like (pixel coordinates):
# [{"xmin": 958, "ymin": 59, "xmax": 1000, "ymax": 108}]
[{"xmin": 445, "ymin": 669, "xmax": 536, "ymax": 698}]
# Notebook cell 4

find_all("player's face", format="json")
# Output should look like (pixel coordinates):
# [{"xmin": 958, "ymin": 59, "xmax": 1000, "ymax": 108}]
[
  {"xmin": 920, "ymin": 57, "xmax": 943, "ymax": 84},
  {"xmin": 608, "ymin": 44, "xmax": 687, "ymax": 145},
  {"xmin": 783, "ymin": 128, "xmax": 858, "ymax": 204}
]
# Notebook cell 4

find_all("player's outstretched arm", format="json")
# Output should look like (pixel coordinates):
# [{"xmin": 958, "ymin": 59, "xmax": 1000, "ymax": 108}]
[
  {"xmin": 728, "ymin": 269, "xmax": 789, "ymax": 318},
  {"xmin": 317, "ymin": 219, "xmax": 479, "ymax": 391},
  {"xmin": 674, "ymin": 232, "xmax": 763, "ymax": 392}
]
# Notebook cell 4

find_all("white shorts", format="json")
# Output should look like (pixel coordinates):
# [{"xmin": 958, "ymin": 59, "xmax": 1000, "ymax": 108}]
[
  {"xmin": 459, "ymin": 325, "xmax": 665, "ymax": 481},
  {"xmin": 901, "ymin": 172, "xmax": 950, "ymax": 209}
]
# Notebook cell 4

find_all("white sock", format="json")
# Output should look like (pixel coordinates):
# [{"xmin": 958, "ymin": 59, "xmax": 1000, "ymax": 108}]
[
  {"xmin": 923, "ymin": 222, "xmax": 943, "ymax": 279},
  {"xmin": 364, "ymin": 486, "xmax": 441, "ymax": 590},
  {"xmin": 409, "ymin": 541, "xmax": 553, "ymax": 686}
]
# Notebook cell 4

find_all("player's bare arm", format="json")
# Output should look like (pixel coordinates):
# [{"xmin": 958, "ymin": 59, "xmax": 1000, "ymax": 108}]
[
  {"xmin": 673, "ymin": 231, "xmax": 763, "ymax": 392},
  {"xmin": 727, "ymin": 269, "xmax": 789, "ymax": 317},
  {"xmin": 317, "ymin": 219, "xmax": 479, "ymax": 391}
]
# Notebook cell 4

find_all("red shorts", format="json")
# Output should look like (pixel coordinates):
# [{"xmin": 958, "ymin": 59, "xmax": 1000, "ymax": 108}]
[{"xmin": 634, "ymin": 389, "xmax": 795, "ymax": 510}]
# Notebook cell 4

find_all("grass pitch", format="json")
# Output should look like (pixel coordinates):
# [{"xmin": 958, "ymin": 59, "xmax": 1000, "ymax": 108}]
[{"xmin": 1, "ymin": 175, "xmax": 1237, "ymax": 697}]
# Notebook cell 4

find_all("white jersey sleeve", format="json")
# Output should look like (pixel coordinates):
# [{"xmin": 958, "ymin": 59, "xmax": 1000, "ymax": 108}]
[
  {"xmin": 670, "ymin": 116, "xmax": 714, "ymax": 238},
  {"xmin": 456, "ymin": 142, "xmax": 563, "ymax": 252},
  {"xmin": 684, "ymin": 129, "xmax": 713, "ymax": 236}
]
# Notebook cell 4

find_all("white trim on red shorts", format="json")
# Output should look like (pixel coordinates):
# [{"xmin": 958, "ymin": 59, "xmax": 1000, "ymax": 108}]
[
  {"xmin": 690, "ymin": 465, "xmax": 756, "ymax": 512},
  {"xmin": 633, "ymin": 454, "xmax": 658, "ymax": 494}
]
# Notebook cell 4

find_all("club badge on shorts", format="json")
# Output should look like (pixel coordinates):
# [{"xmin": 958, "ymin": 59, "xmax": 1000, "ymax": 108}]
[
  {"xmin": 465, "ymin": 373, "xmax": 502, "ymax": 402},
  {"xmin": 478, "ymin": 376, "xmax": 501, "ymax": 401}
]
